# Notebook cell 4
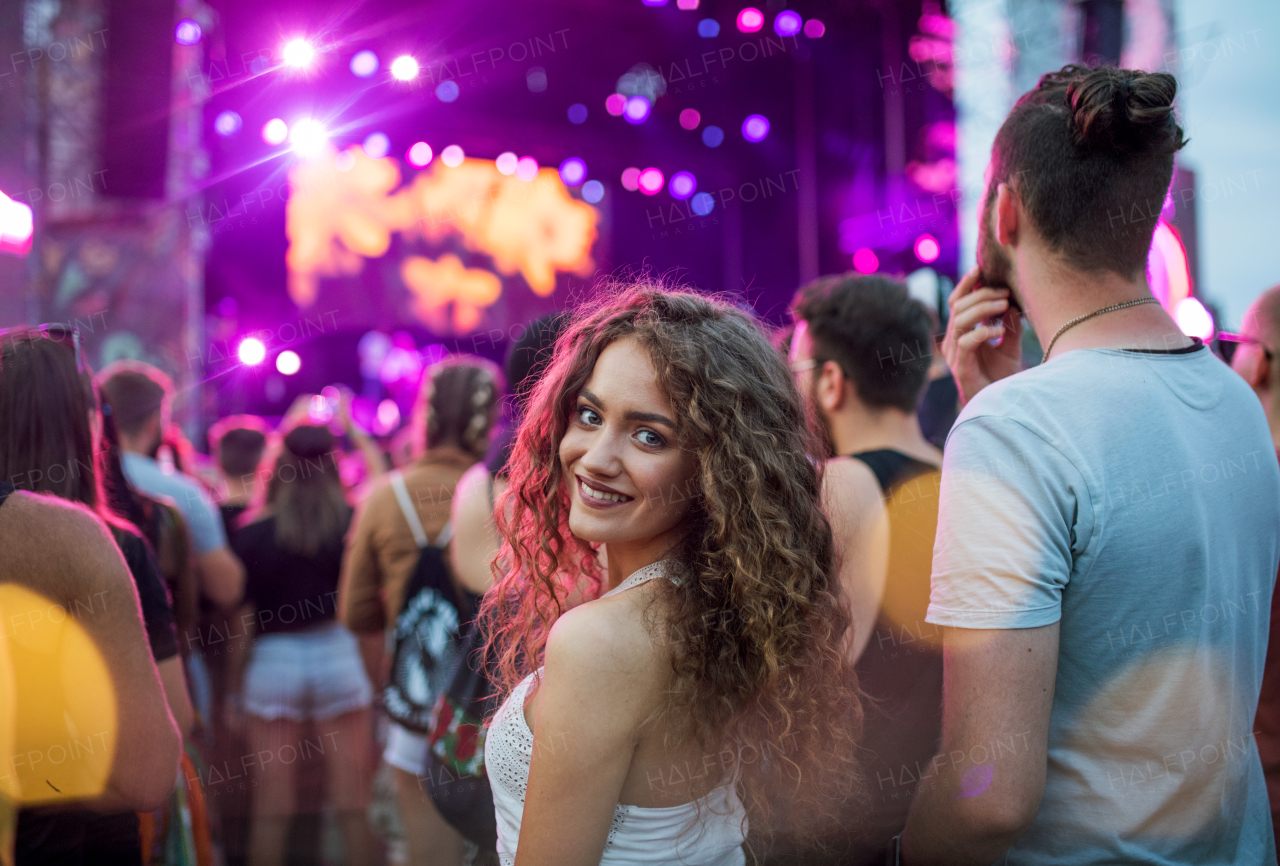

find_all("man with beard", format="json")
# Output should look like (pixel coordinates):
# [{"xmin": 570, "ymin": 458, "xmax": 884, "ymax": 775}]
[
  {"xmin": 777, "ymin": 275, "xmax": 942, "ymax": 866},
  {"xmin": 899, "ymin": 65, "xmax": 1280, "ymax": 865}
]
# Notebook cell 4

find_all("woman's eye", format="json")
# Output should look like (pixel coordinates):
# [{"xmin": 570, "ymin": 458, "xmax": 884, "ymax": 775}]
[
  {"xmin": 577, "ymin": 406, "xmax": 601, "ymax": 426},
  {"xmin": 636, "ymin": 429, "xmax": 664, "ymax": 448}
]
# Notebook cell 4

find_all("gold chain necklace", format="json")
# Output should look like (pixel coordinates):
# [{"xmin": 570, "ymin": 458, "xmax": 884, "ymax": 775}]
[{"xmin": 1040, "ymin": 297, "xmax": 1161, "ymax": 365}]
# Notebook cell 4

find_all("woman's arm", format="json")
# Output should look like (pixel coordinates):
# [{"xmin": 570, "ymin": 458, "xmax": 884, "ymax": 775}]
[
  {"xmin": 514, "ymin": 603, "xmax": 662, "ymax": 866},
  {"xmin": 449, "ymin": 464, "xmax": 505, "ymax": 595},
  {"xmin": 822, "ymin": 457, "xmax": 889, "ymax": 666}
]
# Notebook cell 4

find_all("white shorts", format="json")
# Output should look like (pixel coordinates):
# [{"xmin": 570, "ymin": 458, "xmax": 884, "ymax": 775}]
[
  {"xmin": 243, "ymin": 622, "xmax": 374, "ymax": 721},
  {"xmin": 383, "ymin": 722, "xmax": 429, "ymax": 775}
]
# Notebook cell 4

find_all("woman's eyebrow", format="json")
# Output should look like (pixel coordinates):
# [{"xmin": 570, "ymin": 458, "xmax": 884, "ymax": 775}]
[{"xmin": 579, "ymin": 389, "xmax": 675, "ymax": 429}]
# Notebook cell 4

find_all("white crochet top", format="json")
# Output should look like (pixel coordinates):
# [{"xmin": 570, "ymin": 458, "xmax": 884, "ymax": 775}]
[{"xmin": 486, "ymin": 561, "xmax": 747, "ymax": 866}]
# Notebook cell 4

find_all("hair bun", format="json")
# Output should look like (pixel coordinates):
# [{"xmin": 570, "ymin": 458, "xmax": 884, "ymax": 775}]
[
  {"xmin": 1066, "ymin": 66, "xmax": 1185, "ymax": 155},
  {"xmin": 283, "ymin": 424, "xmax": 334, "ymax": 459}
]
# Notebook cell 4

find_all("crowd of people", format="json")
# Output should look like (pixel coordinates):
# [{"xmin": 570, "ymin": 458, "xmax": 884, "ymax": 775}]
[{"xmin": 1, "ymin": 62, "xmax": 1279, "ymax": 866}]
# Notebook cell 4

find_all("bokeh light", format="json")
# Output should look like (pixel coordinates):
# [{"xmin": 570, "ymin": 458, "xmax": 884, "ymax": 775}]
[
  {"xmin": 679, "ymin": 108, "xmax": 701, "ymax": 130},
  {"xmin": 174, "ymin": 20, "xmax": 202, "ymax": 46},
  {"xmin": 276, "ymin": 350, "xmax": 301, "ymax": 375},
  {"xmin": 376, "ymin": 399, "xmax": 402, "ymax": 433},
  {"xmin": 496, "ymin": 152, "xmax": 518, "ymax": 175},
  {"xmin": 677, "ymin": 0, "xmax": 700, "ymax": 8},
  {"xmin": 0, "ymin": 191, "xmax": 34, "ymax": 255},
  {"xmin": 289, "ymin": 118, "xmax": 328, "ymax": 159},
  {"xmin": 362, "ymin": 132, "xmax": 390, "ymax": 159},
  {"xmin": 526, "ymin": 66, "xmax": 548, "ymax": 92},
  {"xmin": 773, "ymin": 10, "xmax": 802, "ymax": 36},
  {"xmin": 642, "ymin": 0, "xmax": 668, "ymax": 5},
  {"xmin": 568, "ymin": 103, "xmax": 588, "ymax": 124},
  {"xmin": 559, "ymin": 157, "xmax": 587, "ymax": 186},
  {"xmin": 261, "ymin": 118, "xmax": 288, "ymax": 145},
  {"xmin": 407, "ymin": 142, "xmax": 433, "ymax": 167},
  {"xmin": 736, "ymin": 7, "xmax": 764, "ymax": 32},
  {"xmin": 582, "ymin": 180, "xmax": 605, "ymax": 203},
  {"xmin": 214, "ymin": 110, "xmax": 242, "ymax": 136},
  {"xmin": 702, "ymin": 125, "xmax": 724, "ymax": 147},
  {"xmin": 741, "ymin": 114, "xmax": 770, "ymax": 142},
  {"xmin": 698, "ymin": 19, "xmax": 720, "ymax": 37},
  {"xmin": 691, "ymin": 192, "xmax": 715, "ymax": 216},
  {"xmin": 914, "ymin": 233, "xmax": 940, "ymax": 263},
  {"xmin": 238, "ymin": 337, "xmax": 266, "ymax": 365},
  {"xmin": 350, "ymin": 50, "xmax": 378, "ymax": 77},
  {"xmin": 624, "ymin": 95, "xmax": 652, "ymax": 124},
  {"xmin": 390, "ymin": 55, "xmax": 419, "ymax": 81},
  {"xmin": 605, "ymin": 93, "xmax": 627, "ymax": 116},
  {"xmin": 638, "ymin": 167, "xmax": 665, "ymax": 196},
  {"xmin": 335, "ymin": 151, "xmax": 355, "ymax": 171},
  {"xmin": 853, "ymin": 248, "xmax": 879, "ymax": 274},
  {"xmin": 516, "ymin": 156, "xmax": 539, "ymax": 181},
  {"xmin": 441, "ymin": 145, "xmax": 465, "ymax": 167},
  {"xmin": 621, "ymin": 167, "xmax": 641, "ymax": 191},
  {"xmin": 1175, "ymin": 297, "xmax": 1216, "ymax": 340},
  {"xmin": 669, "ymin": 171, "xmax": 697, "ymax": 200},
  {"xmin": 436, "ymin": 80, "xmax": 460, "ymax": 102},
  {"xmin": 282, "ymin": 38, "xmax": 315, "ymax": 68},
  {"xmin": 804, "ymin": 19, "xmax": 826, "ymax": 38}
]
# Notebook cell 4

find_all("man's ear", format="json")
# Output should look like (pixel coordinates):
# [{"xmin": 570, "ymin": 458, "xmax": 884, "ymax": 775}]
[
  {"xmin": 818, "ymin": 360, "xmax": 846, "ymax": 413},
  {"xmin": 995, "ymin": 182, "xmax": 1020, "ymax": 246},
  {"xmin": 1250, "ymin": 352, "xmax": 1272, "ymax": 392}
]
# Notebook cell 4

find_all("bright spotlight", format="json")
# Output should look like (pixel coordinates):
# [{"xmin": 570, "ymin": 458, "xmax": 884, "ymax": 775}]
[
  {"xmin": 515, "ymin": 156, "xmax": 539, "ymax": 181},
  {"xmin": 276, "ymin": 350, "xmax": 301, "ymax": 375},
  {"xmin": 441, "ymin": 145, "xmax": 465, "ymax": 167},
  {"xmin": 238, "ymin": 337, "xmax": 267, "ymax": 366},
  {"xmin": 391, "ymin": 55, "xmax": 419, "ymax": 81},
  {"xmin": 262, "ymin": 118, "xmax": 288, "ymax": 145},
  {"xmin": 914, "ymin": 233, "xmax": 940, "ymax": 263},
  {"xmin": 736, "ymin": 7, "xmax": 764, "ymax": 32},
  {"xmin": 175, "ymin": 19, "xmax": 202, "ymax": 46},
  {"xmin": 282, "ymin": 38, "xmax": 315, "ymax": 68},
  {"xmin": 362, "ymin": 131, "xmax": 390, "ymax": 159},
  {"xmin": 558, "ymin": 157, "xmax": 587, "ymax": 186},
  {"xmin": 407, "ymin": 142, "xmax": 433, "ymax": 167},
  {"xmin": 742, "ymin": 114, "xmax": 770, "ymax": 142},
  {"xmin": 350, "ymin": 49, "xmax": 378, "ymax": 77},
  {"xmin": 496, "ymin": 152, "xmax": 518, "ymax": 175},
  {"xmin": 289, "ymin": 118, "xmax": 328, "ymax": 158},
  {"xmin": 669, "ymin": 171, "xmax": 697, "ymax": 200},
  {"xmin": 0, "ymin": 190, "xmax": 34, "ymax": 257},
  {"xmin": 1175, "ymin": 297, "xmax": 1216, "ymax": 341},
  {"xmin": 774, "ymin": 10, "xmax": 802, "ymax": 37},
  {"xmin": 638, "ymin": 167, "xmax": 665, "ymax": 196},
  {"xmin": 214, "ymin": 110, "xmax": 242, "ymax": 136},
  {"xmin": 623, "ymin": 95, "xmax": 652, "ymax": 124}
]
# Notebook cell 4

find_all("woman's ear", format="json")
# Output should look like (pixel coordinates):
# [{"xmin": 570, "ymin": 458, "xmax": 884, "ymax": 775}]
[{"xmin": 818, "ymin": 361, "xmax": 846, "ymax": 413}]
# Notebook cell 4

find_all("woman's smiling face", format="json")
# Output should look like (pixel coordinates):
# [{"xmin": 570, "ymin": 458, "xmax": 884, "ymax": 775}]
[{"xmin": 559, "ymin": 337, "xmax": 698, "ymax": 555}]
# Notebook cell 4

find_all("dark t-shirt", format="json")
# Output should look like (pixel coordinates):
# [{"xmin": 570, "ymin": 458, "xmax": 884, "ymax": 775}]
[
  {"xmin": 110, "ymin": 525, "xmax": 179, "ymax": 662},
  {"xmin": 231, "ymin": 509, "xmax": 352, "ymax": 636},
  {"xmin": 219, "ymin": 501, "xmax": 249, "ymax": 542}
]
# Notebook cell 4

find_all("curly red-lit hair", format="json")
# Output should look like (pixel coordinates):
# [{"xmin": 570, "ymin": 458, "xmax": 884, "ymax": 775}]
[{"xmin": 480, "ymin": 283, "xmax": 862, "ymax": 842}]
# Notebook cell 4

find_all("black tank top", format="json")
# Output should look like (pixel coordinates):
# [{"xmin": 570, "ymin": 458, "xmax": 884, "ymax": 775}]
[{"xmin": 0, "ymin": 482, "xmax": 13, "ymax": 510}]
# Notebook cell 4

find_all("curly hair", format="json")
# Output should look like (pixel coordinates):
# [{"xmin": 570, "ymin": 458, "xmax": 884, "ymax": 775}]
[{"xmin": 479, "ymin": 283, "xmax": 862, "ymax": 842}]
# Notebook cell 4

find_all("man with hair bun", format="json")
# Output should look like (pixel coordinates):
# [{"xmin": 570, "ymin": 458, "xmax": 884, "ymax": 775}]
[{"xmin": 900, "ymin": 66, "xmax": 1280, "ymax": 864}]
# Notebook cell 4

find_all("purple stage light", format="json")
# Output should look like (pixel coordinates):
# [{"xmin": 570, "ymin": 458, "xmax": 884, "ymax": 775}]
[
  {"xmin": 282, "ymin": 38, "xmax": 315, "ymax": 68},
  {"xmin": 214, "ymin": 110, "xmax": 242, "ymax": 136},
  {"xmin": 363, "ymin": 132, "xmax": 390, "ymax": 159},
  {"xmin": 559, "ymin": 157, "xmax": 587, "ymax": 186},
  {"xmin": 0, "ymin": 191, "xmax": 33, "ymax": 257},
  {"xmin": 642, "ymin": 0, "xmax": 668, "ymax": 5},
  {"xmin": 773, "ymin": 10, "xmax": 802, "ymax": 37},
  {"xmin": 741, "ymin": 114, "xmax": 770, "ymax": 142},
  {"xmin": 289, "ymin": 119, "xmax": 328, "ymax": 159},
  {"xmin": 262, "ymin": 118, "xmax": 288, "ymax": 146},
  {"xmin": 698, "ymin": 19, "xmax": 720, "ymax": 37},
  {"xmin": 677, "ymin": 0, "xmax": 699, "ymax": 8},
  {"xmin": 582, "ymin": 180, "xmax": 605, "ymax": 203},
  {"xmin": 516, "ymin": 156, "xmax": 539, "ymax": 181},
  {"xmin": 702, "ymin": 125, "xmax": 724, "ymax": 147},
  {"xmin": 852, "ymin": 248, "xmax": 879, "ymax": 274},
  {"xmin": 638, "ymin": 167, "xmax": 665, "ymax": 196},
  {"xmin": 691, "ymin": 192, "xmax": 715, "ymax": 216},
  {"xmin": 390, "ymin": 55, "xmax": 419, "ymax": 81},
  {"xmin": 496, "ymin": 152, "xmax": 518, "ymax": 175},
  {"xmin": 350, "ymin": 50, "xmax": 378, "ymax": 77},
  {"xmin": 442, "ymin": 145, "xmax": 465, "ymax": 167},
  {"xmin": 804, "ymin": 19, "xmax": 826, "ymax": 38},
  {"xmin": 526, "ymin": 67, "xmax": 548, "ymax": 92},
  {"xmin": 1176, "ymin": 297, "xmax": 1215, "ymax": 340},
  {"xmin": 238, "ymin": 338, "xmax": 266, "ymax": 366},
  {"xmin": 568, "ymin": 103, "xmax": 588, "ymax": 124},
  {"xmin": 623, "ymin": 95, "xmax": 652, "ymax": 124},
  {"xmin": 407, "ymin": 142, "xmax": 432, "ymax": 167},
  {"xmin": 679, "ymin": 108, "xmax": 701, "ymax": 130},
  {"xmin": 914, "ymin": 233, "xmax": 940, "ymax": 263},
  {"xmin": 276, "ymin": 350, "xmax": 301, "ymax": 375},
  {"xmin": 736, "ymin": 7, "xmax": 764, "ymax": 32},
  {"xmin": 621, "ymin": 167, "xmax": 641, "ymax": 191},
  {"xmin": 436, "ymin": 80, "xmax": 460, "ymax": 102},
  {"xmin": 175, "ymin": 19, "xmax": 202, "ymax": 46},
  {"xmin": 668, "ymin": 171, "xmax": 696, "ymax": 200},
  {"xmin": 605, "ymin": 94, "xmax": 627, "ymax": 116},
  {"xmin": 376, "ymin": 399, "xmax": 401, "ymax": 433}
]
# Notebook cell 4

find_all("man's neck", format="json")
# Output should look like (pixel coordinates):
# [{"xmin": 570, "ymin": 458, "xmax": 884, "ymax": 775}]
[
  {"xmin": 1019, "ymin": 254, "xmax": 1190, "ymax": 358},
  {"xmin": 220, "ymin": 476, "xmax": 256, "ymax": 506},
  {"xmin": 827, "ymin": 402, "xmax": 941, "ymax": 466}
]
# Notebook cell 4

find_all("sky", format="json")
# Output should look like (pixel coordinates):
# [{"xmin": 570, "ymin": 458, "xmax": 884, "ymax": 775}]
[{"xmin": 1174, "ymin": 0, "xmax": 1280, "ymax": 327}]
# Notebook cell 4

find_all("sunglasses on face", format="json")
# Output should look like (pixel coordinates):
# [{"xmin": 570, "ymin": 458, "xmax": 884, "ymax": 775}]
[{"xmin": 1217, "ymin": 331, "xmax": 1274, "ymax": 366}]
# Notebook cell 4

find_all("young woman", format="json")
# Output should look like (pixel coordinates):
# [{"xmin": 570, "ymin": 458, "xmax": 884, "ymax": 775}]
[
  {"xmin": 228, "ymin": 423, "xmax": 378, "ymax": 866},
  {"xmin": 481, "ymin": 287, "xmax": 862, "ymax": 866}
]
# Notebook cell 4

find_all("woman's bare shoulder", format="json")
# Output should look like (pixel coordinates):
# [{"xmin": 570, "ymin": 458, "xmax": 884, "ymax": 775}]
[{"xmin": 544, "ymin": 582, "xmax": 671, "ymax": 691}]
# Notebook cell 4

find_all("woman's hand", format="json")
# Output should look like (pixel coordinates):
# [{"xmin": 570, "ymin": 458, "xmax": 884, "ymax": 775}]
[{"xmin": 941, "ymin": 268, "xmax": 1024, "ymax": 406}]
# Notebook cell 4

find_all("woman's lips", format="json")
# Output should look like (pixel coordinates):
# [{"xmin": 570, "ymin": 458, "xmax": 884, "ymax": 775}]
[{"xmin": 576, "ymin": 476, "xmax": 635, "ymax": 509}]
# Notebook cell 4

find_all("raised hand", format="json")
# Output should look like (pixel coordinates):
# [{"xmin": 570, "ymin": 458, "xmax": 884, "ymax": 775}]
[{"xmin": 941, "ymin": 267, "xmax": 1024, "ymax": 406}]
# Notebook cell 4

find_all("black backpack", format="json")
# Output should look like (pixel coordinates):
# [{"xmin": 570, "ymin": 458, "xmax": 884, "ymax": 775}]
[{"xmin": 383, "ymin": 471, "xmax": 468, "ymax": 733}]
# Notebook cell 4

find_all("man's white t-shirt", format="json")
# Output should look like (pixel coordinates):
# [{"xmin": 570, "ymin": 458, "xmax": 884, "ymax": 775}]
[{"xmin": 929, "ymin": 344, "xmax": 1280, "ymax": 864}]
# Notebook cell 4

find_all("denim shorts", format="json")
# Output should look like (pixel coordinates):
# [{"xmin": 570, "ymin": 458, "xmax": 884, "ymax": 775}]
[{"xmin": 243, "ymin": 622, "xmax": 374, "ymax": 721}]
